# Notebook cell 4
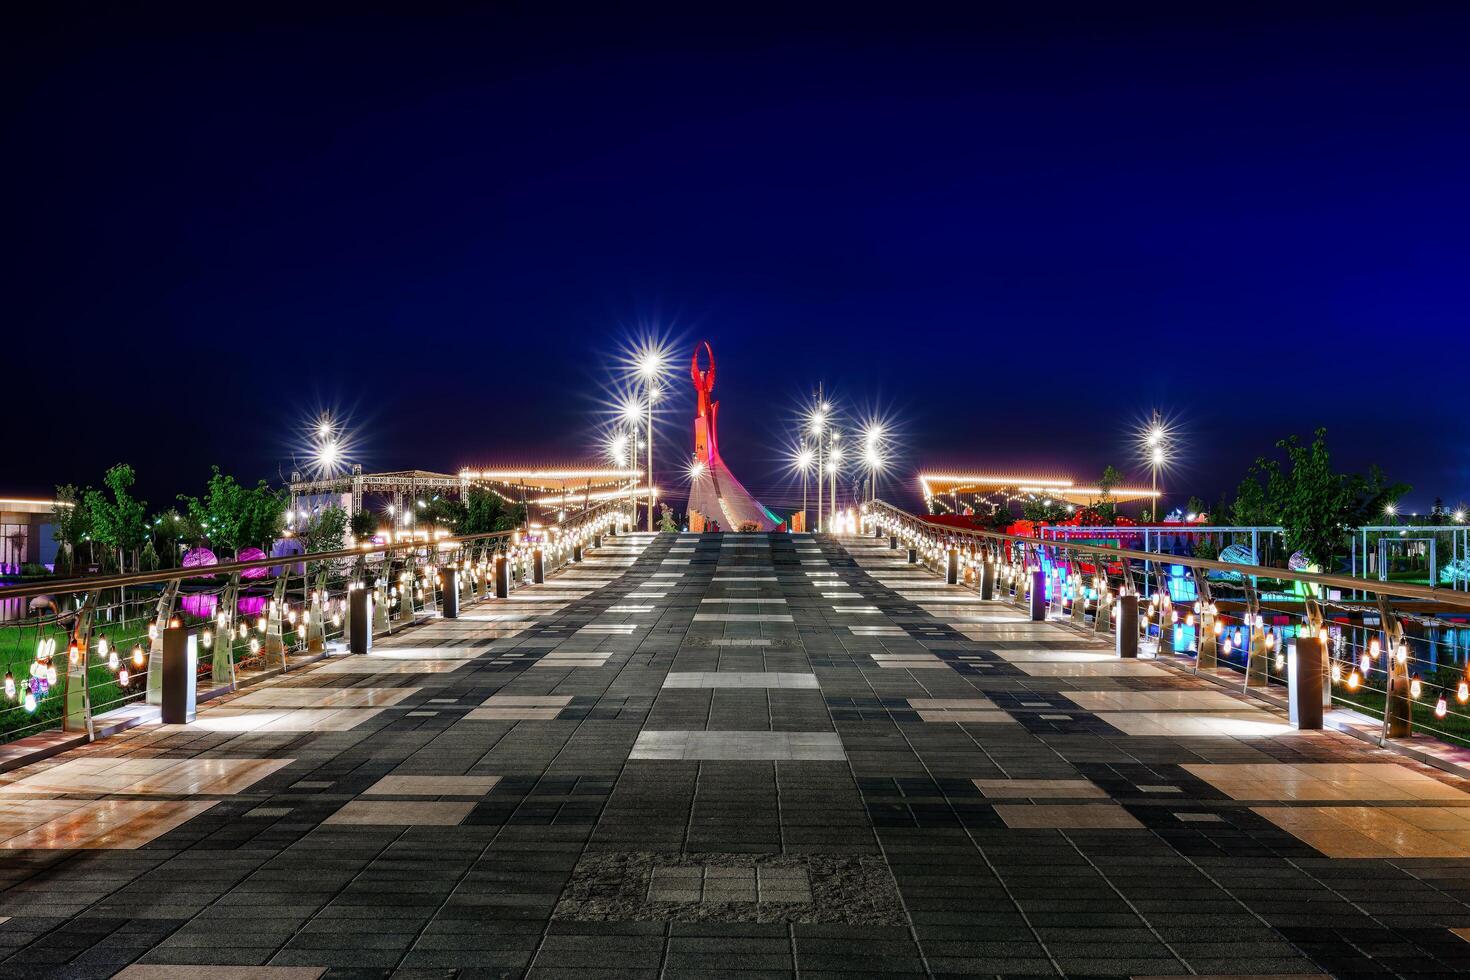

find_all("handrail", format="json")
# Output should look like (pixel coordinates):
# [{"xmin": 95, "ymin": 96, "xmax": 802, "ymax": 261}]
[
  {"xmin": 0, "ymin": 499, "xmax": 623, "ymax": 603},
  {"xmin": 868, "ymin": 499, "xmax": 1470, "ymax": 610}
]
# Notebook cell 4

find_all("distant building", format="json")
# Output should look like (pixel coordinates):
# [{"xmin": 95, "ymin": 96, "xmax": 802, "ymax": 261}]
[{"xmin": 0, "ymin": 498, "xmax": 61, "ymax": 573}]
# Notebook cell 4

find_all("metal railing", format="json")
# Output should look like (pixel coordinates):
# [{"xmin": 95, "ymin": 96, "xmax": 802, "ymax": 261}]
[
  {"xmin": 866, "ymin": 499, "xmax": 1470, "ymax": 749},
  {"xmin": 0, "ymin": 501, "xmax": 630, "ymax": 743}
]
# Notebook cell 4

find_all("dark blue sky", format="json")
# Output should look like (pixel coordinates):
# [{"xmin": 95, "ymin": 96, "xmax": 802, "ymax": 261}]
[{"xmin": 6, "ymin": 4, "xmax": 1467, "ymax": 514}]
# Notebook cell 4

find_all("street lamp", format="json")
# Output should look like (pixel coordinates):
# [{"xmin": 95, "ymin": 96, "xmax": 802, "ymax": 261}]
[
  {"xmin": 795, "ymin": 445, "xmax": 815, "ymax": 529},
  {"xmin": 635, "ymin": 349, "xmax": 670, "ymax": 532},
  {"xmin": 1139, "ymin": 411, "xmax": 1170, "ymax": 521},
  {"xmin": 861, "ymin": 422, "xmax": 885, "ymax": 504},
  {"xmin": 807, "ymin": 399, "xmax": 829, "ymax": 532},
  {"xmin": 828, "ymin": 435, "xmax": 842, "ymax": 527}
]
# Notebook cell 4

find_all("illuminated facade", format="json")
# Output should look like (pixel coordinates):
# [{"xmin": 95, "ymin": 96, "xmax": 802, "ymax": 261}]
[{"xmin": 918, "ymin": 472, "xmax": 1159, "ymax": 516}]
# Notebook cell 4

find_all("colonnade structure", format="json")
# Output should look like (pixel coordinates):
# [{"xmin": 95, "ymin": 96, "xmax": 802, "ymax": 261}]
[
  {"xmin": 0, "ymin": 500, "xmax": 630, "ymax": 743},
  {"xmin": 866, "ymin": 498, "xmax": 1470, "ymax": 748}
]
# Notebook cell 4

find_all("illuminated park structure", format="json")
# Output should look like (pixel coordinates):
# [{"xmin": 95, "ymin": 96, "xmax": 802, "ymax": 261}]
[{"xmin": 684, "ymin": 341, "xmax": 781, "ymax": 532}]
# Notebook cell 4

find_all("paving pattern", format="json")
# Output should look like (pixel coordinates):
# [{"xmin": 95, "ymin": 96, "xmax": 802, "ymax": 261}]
[{"xmin": 3, "ymin": 532, "xmax": 1470, "ymax": 976}]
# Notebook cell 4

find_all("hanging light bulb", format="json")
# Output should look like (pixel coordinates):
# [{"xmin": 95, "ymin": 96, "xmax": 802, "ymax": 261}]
[
  {"xmin": 1223, "ymin": 637, "xmax": 1234, "ymax": 656},
  {"xmin": 1370, "ymin": 638, "xmax": 1381, "ymax": 659},
  {"xmin": 23, "ymin": 691, "xmax": 37, "ymax": 713},
  {"xmin": 118, "ymin": 666, "xmax": 130, "ymax": 686},
  {"xmin": 1436, "ymin": 696, "xmax": 1448, "ymax": 719},
  {"xmin": 201, "ymin": 630, "xmax": 213, "ymax": 648},
  {"xmin": 1410, "ymin": 677, "xmax": 1423, "ymax": 699},
  {"xmin": 1395, "ymin": 643, "xmax": 1407, "ymax": 666},
  {"xmin": 132, "ymin": 644, "xmax": 145, "ymax": 668},
  {"xmin": 1361, "ymin": 652, "xmax": 1373, "ymax": 675},
  {"xmin": 46, "ymin": 664, "xmax": 57, "ymax": 685},
  {"xmin": 1331, "ymin": 661, "xmax": 1342, "ymax": 683},
  {"xmin": 68, "ymin": 643, "xmax": 80, "ymax": 666},
  {"xmin": 257, "ymin": 617, "xmax": 267, "ymax": 633},
  {"xmin": 249, "ymin": 638, "xmax": 261, "ymax": 654},
  {"xmin": 1213, "ymin": 620, "xmax": 1223, "ymax": 636},
  {"xmin": 1275, "ymin": 650, "xmax": 1285, "ymax": 672},
  {"xmin": 107, "ymin": 649, "xmax": 119, "ymax": 671},
  {"xmin": 3, "ymin": 672, "xmax": 14, "ymax": 699},
  {"xmin": 1347, "ymin": 671, "xmax": 1361, "ymax": 691}
]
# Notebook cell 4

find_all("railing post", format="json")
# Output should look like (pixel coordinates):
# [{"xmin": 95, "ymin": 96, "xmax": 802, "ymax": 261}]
[
  {"xmin": 160, "ymin": 623, "xmax": 198, "ymax": 725},
  {"xmin": 907, "ymin": 546, "xmax": 917, "ymax": 564},
  {"xmin": 1071, "ymin": 573, "xmax": 1088, "ymax": 628},
  {"xmin": 945, "ymin": 548, "xmax": 959, "ymax": 585},
  {"xmin": 1029, "ymin": 568, "xmax": 1046, "ymax": 621},
  {"xmin": 980, "ymin": 559, "xmax": 996, "ymax": 600},
  {"xmin": 146, "ymin": 581, "xmax": 179, "ymax": 706},
  {"xmin": 1378, "ymin": 597, "xmax": 1413, "ymax": 739},
  {"xmin": 63, "ymin": 592, "xmax": 98, "ymax": 737},
  {"xmin": 374, "ymin": 580, "xmax": 392, "ymax": 635},
  {"xmin": 440, "ymin": 566, "xmax": 460, "ymax": 619},
  {"xmin": 1115, "ymin": 594, "xmax": 1138, "ymax": 658},
  {"xmin": 1192, "ymin": 575, "xmax": 1216, "ymax": 671},
  {"xmin": 305, "ymin": 587, "xmax": 326, "ymax": 653},
  {"xmin": 889, "ymin": 535, "xmax": 898, "ymax": 551},
  {"xmin": 349, "ymin": 585, "xmax": 373, "ymax": 654},
  {"xmin": 393, "ymin": 572, "xmax": 410, "ymax": 623},
  {"xmin": 533, "ymin": 548, "xmax": 546, "ymax": 584},
  {"xmin": 1243, "ymin": 588, "xmax": 1270, "ymax": 688}
]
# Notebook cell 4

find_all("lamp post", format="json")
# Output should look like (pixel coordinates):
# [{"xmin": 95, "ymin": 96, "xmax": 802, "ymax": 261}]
[
  {"xmin": 862, "ymin": 422, "xmax": 884, "ymax": 506},
  {"xmin": 796, "ymin": 445, "xmax": 814, "ymax": 531},
  {"xmin": 828, "ymin": 431, "xmax": 841, "ymax": 530},
  {"xmin": 631, "ymin": 348, "xmax": 669, "ymax": 532},
  {"xmin": 1143, "ymin": 411, "xmax": 1169, "ymax": 522},
  {"xmin": 809, "ymin": 395, "xmax": 829, "ymax": 533}
]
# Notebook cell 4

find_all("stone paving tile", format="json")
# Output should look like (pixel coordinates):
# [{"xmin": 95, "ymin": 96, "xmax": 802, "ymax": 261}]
[{"xmin": 6, "ymin": 531, "xmax": 1470, "ymax": 977}]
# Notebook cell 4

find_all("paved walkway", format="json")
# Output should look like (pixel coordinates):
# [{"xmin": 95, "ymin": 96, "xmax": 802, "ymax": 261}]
[{"xmin": 2, "ymin": 532, "xmax": 1470, "ymax": 978}]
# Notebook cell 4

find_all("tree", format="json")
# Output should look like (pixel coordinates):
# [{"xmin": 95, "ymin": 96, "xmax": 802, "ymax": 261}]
[
  {"xmin": 1230, "ymin": 472, "xmax": 1272, "ymax": 527},
  {"xmin": 85, "ymin": 464, "xmax": 149, "ymax": 572},
  {"xmin": 350, "ymin": 509, "xmax": 379, "ymax": 540},
  {"xmin": 659, "ymin": 504, "xmax": 679, "ymax": 532},
  {"xmin": 1185, "ymin": 495, "xmax": 1207, "ymax": 520},
  {"xmin": 418, "ymin": 496, "xmax": 467, "ymax": 532},
  {"xmin": 149, "ymin": 507, "xmax": 190, "ymax": 566},
  {"xmin": 1095, "ymin": 465, "xmax": 1121, "ymax": 523},
  {"xmin": 301, "ymin": 507, "xmax": 349, "ymax": 555},
  {"xmin": 460, "ymin": 486, "xmax": 523, "ymax": 535},
  {"xmin": 1021, "ymin": 496, "xmax": 1068, "ymax": 524},
  {"xmin": 1265, "ymin": 429, "xmax": 1410, "ymax": 570},
  {"xmin": 51, "ymin": 485, "xmax": 91, "ymax": 575},
  {"xmin": 180, "ymin": 466, "xmax": 286, "ymax": 557}
]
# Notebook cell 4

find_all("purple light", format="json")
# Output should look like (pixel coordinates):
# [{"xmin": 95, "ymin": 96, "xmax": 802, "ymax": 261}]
[{"xmin": 237, "ymin": 547, "xmax": 268, "ymax": 580}]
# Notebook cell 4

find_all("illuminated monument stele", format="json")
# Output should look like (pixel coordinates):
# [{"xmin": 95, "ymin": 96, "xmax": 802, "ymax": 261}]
[{"xmin": 685, "ymin": 341, "xmax": 781, "ymax": 532}]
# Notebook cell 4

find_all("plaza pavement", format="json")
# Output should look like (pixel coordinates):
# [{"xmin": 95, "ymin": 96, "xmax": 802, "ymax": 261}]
[{"xmin": 1, "ymin": 532, "xmax": 1470, "ymax": 978}]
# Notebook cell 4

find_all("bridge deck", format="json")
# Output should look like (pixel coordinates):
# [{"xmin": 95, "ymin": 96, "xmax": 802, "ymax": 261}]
[{"xmin": 1, "ymin": 533, "xmax": 1469, "ymax": 978}]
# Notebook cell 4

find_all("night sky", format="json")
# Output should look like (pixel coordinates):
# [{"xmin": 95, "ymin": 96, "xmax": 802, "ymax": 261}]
[{"xmin": 6, "ymin": 4, "xmax": 1468, "ymax": 515}]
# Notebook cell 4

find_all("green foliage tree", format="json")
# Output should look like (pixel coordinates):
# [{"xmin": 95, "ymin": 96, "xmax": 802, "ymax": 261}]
[
  {"xmin": 1254, "ymin": 429, "xmax": 1411, "ymax": 570},
  {"xmin": 1185, "ymin": 495, "xmax": 1207, "ymax": 520},
  {"xmin": 418, "ymin": 496, "xmax": 468, "ymax": 532},
  {"xmin": 51, "ymin": 485, "xmax": 91, "ymax": 575},
  {"xmin": 1021, "ymin": 496, "xmax": 1068, "ymax": 524},
  {"xmin": 659, "ymin": 504, "xmax": 679, "ymax": 532},
  {"xmin": 180, "ymin": 467, "xmax": 287, "ymax": 557},
  {"xmin": 301, "ymin": 507, "xmax": 349, "ymax": 555},
  {"xmin": 1230, "ymin": 473, "xmax": 1271, "ymax": 527},
  {"xmin": 1095, "ymin": 465, "xmax": 1121, "ymax": 522},
  {"xmin": 148, "ymin": 507, "xmax": 189, "ymax": 566},
  {"xmin": 84, "ymin": 464, "xmax": 149, "ymax": 572},
  {"xmin": 140, "ymin": 538, "xmax": 160, "ymax": 571},
  {"xmin": 460, "ymin": 486, "xmax": 524, "ymax": 535},
  {"xmin": 349, "ymin": 509, "xmax": 379, "ymax": 540}
]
